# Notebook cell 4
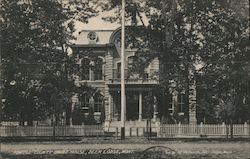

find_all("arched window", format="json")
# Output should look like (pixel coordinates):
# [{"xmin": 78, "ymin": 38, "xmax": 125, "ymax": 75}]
[
  {"xmin": 81, "ymin": 58, "xmax": 90, "ymax": 80},
  {"xmin": 79, "ymin": 94, "xmax": 89, "ymax": 110},
  {"xmin": 81, "ymin": 57, "xmax": 103, "ymax": 81},
  {"xmin": 94, "ymin": 95, "xmax": 103, "ymax": 112},
  {"xmin": 94, "ymin": 58, "xmax": 103, "ymax": 80}
]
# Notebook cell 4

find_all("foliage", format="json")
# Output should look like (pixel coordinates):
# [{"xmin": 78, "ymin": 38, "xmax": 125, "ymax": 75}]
[
  {"xmin": 100, "ymin": 0, "xmax": 249, "ymax": 123},
  {"xmin": 0, "ymin": 0, "xmax": 98, "ymax": 124},
  {"xmin": 71, "ymin": 106, "xmax": 84, "ymax": 125},
  {"xmin": 194, "ymin": 1, "xmax": 249, "ymax": 123},
  {"xmin": 72, "ymin": 83, "xmax": 104, "ymax": 125}
]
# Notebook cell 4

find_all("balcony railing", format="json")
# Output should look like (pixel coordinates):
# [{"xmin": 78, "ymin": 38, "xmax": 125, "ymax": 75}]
[{"xmin": 107, "ymin": 78, "xmax": 159, "ymax": 85}]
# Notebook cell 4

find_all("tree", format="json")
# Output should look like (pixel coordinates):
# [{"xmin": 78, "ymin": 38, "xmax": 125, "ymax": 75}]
[
  {"xmin": 75, "ymin": 83, "xmax": 104, "ymax": 125},
  {"xmin": 194, "ymin": 1, "xmax": 249, "ymax": 123},
  {"xmin": 99, "ymin": 0, "xmax": 249, "ymax": 123},
  {"xmin": 0, "ymin": 0, "xmax": 98, "ymax": 124}
]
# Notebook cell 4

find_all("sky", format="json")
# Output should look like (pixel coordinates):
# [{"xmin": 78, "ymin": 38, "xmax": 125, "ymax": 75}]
[
  {"xmin": 75, "ymin": 10, "xmax": 120, "ymax": 31},
  {"xmin": 74, "ymin": 9, "xmax": 148, "ymax": 34}
]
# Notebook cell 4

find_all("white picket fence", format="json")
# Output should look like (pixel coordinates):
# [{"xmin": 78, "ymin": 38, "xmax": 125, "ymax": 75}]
[
  {"xmin": 159, "ymin": 123, "xmax": 250, "ymax": 138},
  {"xmin": 0, "ymin": 123, "xmax": 249, "ymax": 138},
  {"xmin": 0, "ymin": 125, "xmax": 104, "ymax": 137}
]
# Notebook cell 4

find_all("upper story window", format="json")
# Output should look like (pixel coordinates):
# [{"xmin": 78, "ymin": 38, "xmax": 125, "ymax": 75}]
[
  {"xmin": 128, "ymin": 56, "xmax": 135, "ymax": 65},
  {"xmin": 94, "ymin": 58, "xmax": 103, "ymax": 80},
  {"xmin": 127, "ymin": 56, "xmax": 141, "ymax": 79},
  {"xmin": 81, "ymin": 58, "xmax": 90, "ymax": 80},
  {"xmin": 81, "ymin": 57, "xmax": 103, "ymax": 81}
]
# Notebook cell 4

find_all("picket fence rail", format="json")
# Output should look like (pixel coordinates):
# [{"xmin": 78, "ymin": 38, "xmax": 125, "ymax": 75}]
[
  {"xmin": 159, "ymin": 122, "xmax": 250, "ymax": 137},
  {"xmin": 0, "ymin": 123, "xmax": 249, "ymax": 138},
  {"xmin": 0, "ymin": 125, "xmax": 104, "ymax": 137}
]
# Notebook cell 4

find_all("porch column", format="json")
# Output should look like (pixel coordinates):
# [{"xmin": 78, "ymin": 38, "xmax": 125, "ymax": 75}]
[
  {"xmin": 70, "ymin": 94, "xmax": 78, "ymax": 126},
  {"xmin": 108, "ymin": 95, "xmax": 112, "ymax": 120},
  {"xmin": 139, "ymin": 92, "xmax": 142, "ymax": 121}
]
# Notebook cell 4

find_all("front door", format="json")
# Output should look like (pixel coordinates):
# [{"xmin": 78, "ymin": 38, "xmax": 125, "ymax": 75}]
[{"xmin": 126, "ymin": 92, "xmax": 139, "ymax": 121}]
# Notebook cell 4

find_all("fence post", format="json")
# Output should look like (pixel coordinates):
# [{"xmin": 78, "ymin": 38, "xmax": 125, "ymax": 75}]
[
  {"xmin": 200, "ymin": 122, "xmax": 203, "ymax": 136},
  {"xmin": 116, "ymin": 127, "xmax": 119, "ymax": 137},
  {"xmin": 34, "ymin": 123, "xmax": 37, "ymax": 136},
  {"xmin": 230, "ymin": 120, "xmax": 233, "ymax": 139},
  {"xmin": 16, "ymin": 124, "xmax": 19, "ymax": 137},
  {"xmin": 178, "ymin": 122, "xmax": 181, "ymax": 135},
  {"xmin": 244, "ymin": 122, "xmax": 248, "ymax": 136},
  {"xmin": 155, "ymin": 121, "xmax": 160, "ymax": 137},
  {"xmin": 143, "ymin": 127, "xmax": 146, "ymax": 137},
  {"xmin": 130, "ymin": 127, "xmax": 132, "ymax": 137},
  {"xmin": 52, "ymin": 114, "xmax": 56, "ymax": 140},
  {"xmin": 136, "ymin": 128, "xmax": 139, "ymax": 137},
  {"xmin": 222, "ymin": 122, "xmax": 226, "ymax": 136}
]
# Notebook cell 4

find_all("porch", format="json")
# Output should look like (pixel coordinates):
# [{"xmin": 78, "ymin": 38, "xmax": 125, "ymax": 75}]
[{"xmin": 107, "ymin": 82, "xmax": 159, "ymax": 122}]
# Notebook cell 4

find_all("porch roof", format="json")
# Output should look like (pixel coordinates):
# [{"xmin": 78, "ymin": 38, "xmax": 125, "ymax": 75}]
[{"xmin": 107, "ymin": 79, "xmax": 159, "ymax": 91}]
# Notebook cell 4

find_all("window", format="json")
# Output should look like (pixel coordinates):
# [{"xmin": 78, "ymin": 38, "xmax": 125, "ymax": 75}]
[
  {"xmin": 94, "ymin": 58, "xmax": 103, "ymax": 80},
  {"xmin": 168, "ymin": 94, "xmax": 174, "ymax": 115},
  {"xmin": 81, "ymin": 58, "xmax": 103, "ymax": 81},
  {"xmin": 144, "ymin": 73, "xmax": 149, "ymax": 79},
  {"xmin": 81, "ymin": 58, "xmax": 90, "ymax": 80},
  {"xmin": 87, "ymin": 32, "xmax": 98, "ymax": 42},
  {"xmin": 79, "ymin": 94, "xmax": 89, "ymax": 110},
  {"xmin": 114, "ymin": 92, "xmax": 121, "ymax": 116},
  {"xmin": 94, "ymin": 95, "xmax": 103, "ymax": 112},
  {"xmin": 178, "ymin": 94, "xmax": 185, "ymax": 113},
  {"xmin": 128, "ymin": 56, "xmax": 134, "ymax": 65},
  {"xmin": 117, "ymin": 62, "xmax": 121, "ymax": 79}
]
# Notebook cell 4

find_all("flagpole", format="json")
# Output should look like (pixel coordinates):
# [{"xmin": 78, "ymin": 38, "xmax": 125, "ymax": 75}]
[{"xmin": 120, "ymin": 0, "xmax": 126, "ymax": 140}]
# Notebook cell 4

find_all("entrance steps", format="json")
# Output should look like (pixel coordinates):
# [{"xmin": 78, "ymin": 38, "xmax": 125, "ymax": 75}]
[
  {"xmin": 104, "ymin": 120, "xmax": 159, "ymax": 137},
  {"xmin": 109, "ymin": 120, "xmax": 147, "ymax": 128}
]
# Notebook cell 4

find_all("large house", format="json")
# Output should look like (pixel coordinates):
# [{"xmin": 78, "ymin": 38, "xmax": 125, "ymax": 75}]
[{"xmin": 70, "ymin": 26, "xmax": 197, "ymax": 126}]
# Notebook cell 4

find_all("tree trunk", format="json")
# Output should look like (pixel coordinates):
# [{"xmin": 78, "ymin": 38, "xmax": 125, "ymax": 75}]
[
  {"xmin": 161, "ymin": 0, "xmax": 177, "ymax": 122},
  {"xmin": 188, "ymin": 67, "xmax": 197, "ymax": 124},
  {"xmin": 230, "ymin": 119, "xmax": 233, "ymax": 139}
]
